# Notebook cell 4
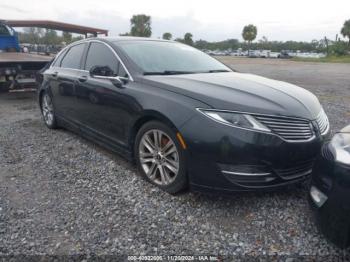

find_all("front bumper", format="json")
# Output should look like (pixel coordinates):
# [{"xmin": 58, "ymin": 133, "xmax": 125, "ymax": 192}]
[
  {"xmin": 179, "ymin": 113, "xmax": 328, "ymax": 192},
  {"xmin": 309, "ymin": 143, "xmax": 350, "ymax": 248}
]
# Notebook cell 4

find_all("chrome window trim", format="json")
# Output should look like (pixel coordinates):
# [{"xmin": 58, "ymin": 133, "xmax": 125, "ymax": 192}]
[
  {"xmin": 50, "ymin": 39, "xmax": 134, "ymax": 82},
  {"xmin": 50, "ymin": 47, "xmax": 68, "ymax": 68}
]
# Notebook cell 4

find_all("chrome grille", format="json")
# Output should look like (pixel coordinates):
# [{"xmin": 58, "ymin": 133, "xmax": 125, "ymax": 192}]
[
  {"xmin": 316, "ymin": 109, "xmax": 329, "ymax": 135},
  {"xmin": 254, "ymin": 115, "xmax": 314, "ymax": 141}
]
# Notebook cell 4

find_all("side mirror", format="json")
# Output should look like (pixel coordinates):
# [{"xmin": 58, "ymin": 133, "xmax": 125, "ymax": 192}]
[
  {"xmin": 89, "ymin": 65, "xmax": 114, "ymax": 77},
  {"xmin": 89, "ymin": 66, "xmax": 129, "ymax": 88}
]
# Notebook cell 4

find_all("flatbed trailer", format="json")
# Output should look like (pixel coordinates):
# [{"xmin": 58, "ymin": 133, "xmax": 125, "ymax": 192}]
[{"xmin": 0, "ymin": 52, "xmax": 52, "ymax": 92}]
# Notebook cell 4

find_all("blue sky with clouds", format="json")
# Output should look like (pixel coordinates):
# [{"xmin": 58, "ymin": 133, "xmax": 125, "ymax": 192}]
[{"xmin": 1, "ymin": 0, "xmax": 349, "ymax": 42}]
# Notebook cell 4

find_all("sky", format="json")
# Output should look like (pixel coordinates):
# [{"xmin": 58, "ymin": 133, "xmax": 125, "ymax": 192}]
[{"xmin": 1, "ymin": 0, "xmax": 349, "ymax": 42}]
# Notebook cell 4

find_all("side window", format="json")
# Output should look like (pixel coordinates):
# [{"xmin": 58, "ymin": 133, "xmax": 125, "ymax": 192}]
[
  {"xmin": 60, "ymin": 44, "xmax": 85, "ymax": 69},
  {"xmin": 51, "ymin": 49, "xmax": 67, "ymax": 68},
  {"xmin": 85, "ymin": 42, "xmax": 119, "ymax": 74}
]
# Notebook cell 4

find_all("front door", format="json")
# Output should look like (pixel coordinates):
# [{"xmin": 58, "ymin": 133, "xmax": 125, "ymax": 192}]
[{"xmin": 75, "ymin": 41, "xmax": 133, "ymax": 146}]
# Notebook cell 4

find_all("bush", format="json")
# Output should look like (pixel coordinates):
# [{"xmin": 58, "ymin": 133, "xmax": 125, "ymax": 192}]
[{"xmin": 330, "ymin": 41, "xmax": 349, "ymax": 56}]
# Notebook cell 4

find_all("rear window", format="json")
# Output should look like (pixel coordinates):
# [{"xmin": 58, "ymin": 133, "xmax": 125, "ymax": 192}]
[
  {"xmin": 51, "ymin": 49, "xmax": 67, "ymax": 68},
  {"xmin": 61, "ymin": 44, "xmax": 85, "ymax": 69}
]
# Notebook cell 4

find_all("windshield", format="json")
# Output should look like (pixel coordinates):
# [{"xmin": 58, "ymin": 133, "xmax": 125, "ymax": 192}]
[
  {"xmin": 114, "ymin": 40, "xmax": 231, "ymax": 75},
  {"xmin": 0, "ymin": 25, "xmax": 11, "ymax": 36}
]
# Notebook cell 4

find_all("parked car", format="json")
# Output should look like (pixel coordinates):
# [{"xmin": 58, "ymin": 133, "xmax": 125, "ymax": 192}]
[
  {"xmin": 248, "ymin": 50, "xmax": 260, "ymax": 58},
  {"xmin": 269, "ymin": 52, "xmax": 280, "ymax": 58},
  {"xmin": 39, "ymin": 37, "xmax": 330, "ymax": 194},
  {"xmin": 309, "ymin": 125, "xmax": 350, "ymax": 248},
  {"xmin": 278, "ymin": 50, "xmax": 291, "ymax": 59}
]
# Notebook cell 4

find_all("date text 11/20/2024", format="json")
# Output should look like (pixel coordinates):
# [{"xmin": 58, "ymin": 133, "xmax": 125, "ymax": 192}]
[{"xmin": 127, "ymin": 255, "xmax": 220, "ymax": 261}]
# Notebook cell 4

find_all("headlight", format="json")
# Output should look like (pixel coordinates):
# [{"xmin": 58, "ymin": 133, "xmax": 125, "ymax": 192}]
[
  {"xmin": 198, "ymin": 109, "xmax": 271, "ymax": 132},
  {"xmin": 329, "ymin": 132, "xmax": 350, "ymax": 165}
]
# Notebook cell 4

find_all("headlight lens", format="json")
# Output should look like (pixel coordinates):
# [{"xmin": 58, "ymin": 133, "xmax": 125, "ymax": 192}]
[
  {"xmin": 329, "ymin": 132, "xmax": 350, "ymax": 165},
  {"xmin": 198, "ymin": 109, "xmax": 271, "ymax": 132}
]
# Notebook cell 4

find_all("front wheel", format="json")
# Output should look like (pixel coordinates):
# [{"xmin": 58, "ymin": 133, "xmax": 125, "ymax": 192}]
[{"xmin": 134, "ymin": 121, "xmax": 188, "ymax": 194}]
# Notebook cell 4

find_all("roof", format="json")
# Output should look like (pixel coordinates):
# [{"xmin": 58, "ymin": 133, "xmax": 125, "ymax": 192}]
[
  {"xmin": 3, "ymin": 20, "xmax": 108, "ymax": 36},
  {"xmin": 95, "ymin": 36, "xmax": 175, "ymax": 43}
]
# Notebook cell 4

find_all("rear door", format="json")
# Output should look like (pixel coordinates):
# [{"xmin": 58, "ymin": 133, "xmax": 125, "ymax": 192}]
[{"xmin": 49, "ymin": 43, "xmax": 86, "ymax": 122}]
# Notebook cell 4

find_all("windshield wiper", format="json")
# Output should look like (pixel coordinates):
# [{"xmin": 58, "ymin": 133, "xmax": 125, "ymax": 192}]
[
  {"xmin": 143, "ymin": 69, "xmax": 231, "ymax": 75},
  {"xmin": 143, "ymin": 70, "xmax": 198, "ymax": 75},
  {"xmin": 207, "ymin": 69, "xmax": 231, "ymax": 73}
]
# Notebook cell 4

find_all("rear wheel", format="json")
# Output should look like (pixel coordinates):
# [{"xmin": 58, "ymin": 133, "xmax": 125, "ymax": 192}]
[
  {"xmin": 41, "ymin": 91, "xmax": 57, "ymax": 129},
  {"xmin": 134, "ymin": 121, "xmax": 187, "ymax": 194}
]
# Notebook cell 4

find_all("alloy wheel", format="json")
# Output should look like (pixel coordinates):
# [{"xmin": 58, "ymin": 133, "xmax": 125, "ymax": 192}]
[
  {"xmin": 139, "ymin": 129, "xmax": 180, "ymax": 186},
  {"xmin": 42, "ymin": 93, "xmax": 54, "ymax": 126}
]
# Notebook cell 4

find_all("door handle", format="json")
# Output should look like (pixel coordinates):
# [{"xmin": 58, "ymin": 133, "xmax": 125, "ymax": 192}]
[
  {"xmin": 78, "ymin": 76, "xmax": 88, "ymax": 82},
  {"xmin": 51, "ymin": 72, "xmax": 58, "ymax": 77}
]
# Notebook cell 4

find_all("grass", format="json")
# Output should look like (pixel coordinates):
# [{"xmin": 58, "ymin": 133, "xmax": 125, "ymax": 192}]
[{"xmin": 291, "ymin": 55, "xmax": 350, "ymax": 63}]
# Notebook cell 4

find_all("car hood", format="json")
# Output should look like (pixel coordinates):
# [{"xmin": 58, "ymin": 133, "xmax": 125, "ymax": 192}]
[{"xmin": 143, "ymin": 72, "xmax": 321, "ymax": 120}]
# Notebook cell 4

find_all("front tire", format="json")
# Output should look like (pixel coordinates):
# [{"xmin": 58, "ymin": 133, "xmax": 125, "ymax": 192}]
[
  {"xmin": 134, "ymin": 121, "xmax": 187, "ymax": 194},
  {"xmin": 41, "ymin": 91, "xmax": 57, "ymax": 129}
]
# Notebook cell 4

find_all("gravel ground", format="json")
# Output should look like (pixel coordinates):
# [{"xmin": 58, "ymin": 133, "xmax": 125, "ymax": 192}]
[{"xmin": 0, "ymin": 58, "xmax": 350, "ymax": 259}]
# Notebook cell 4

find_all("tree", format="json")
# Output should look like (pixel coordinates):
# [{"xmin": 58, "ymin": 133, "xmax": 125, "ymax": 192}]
[
  {"xmin": 162, "ymin": 32, "xmax": 172, "ymax": 40},
  {"xmin": 72, "ymin": 35, "xmax": 84, "ymax": 42},
  {"xmin": 184, "ymin": 33, "xmax": 194, "ymax": 46},
  {"xmin": 341, "ymin": 19, "xmax": 350, "ymax": 46},
  {"xmin": 23, "ymin": 27, "xmax": 44, "ymax": 45},
  {"xmin": 258, "ymin": 36, "xmax": 269, "ymax": 50},
  {"xmin": 242, "ymin": 24, "xmax": 257, "ymax": 52},
  {"xmin": 43, "ymin": 29, "xmax": 59, "ymax": 45},
  {"xmin": 130, "ymin": 14, "xmax": 152, "ymax": 37},
  {"xmin": 331, "ymin": 40, "xmax": 348, "ymax": 56},
  {"xmin": 62, "ymin": 31, "xmax": 72, "ymax": 44},
  {"xmin": 174, "ymin": 38, "xmax": 184, "ymax": 43}
]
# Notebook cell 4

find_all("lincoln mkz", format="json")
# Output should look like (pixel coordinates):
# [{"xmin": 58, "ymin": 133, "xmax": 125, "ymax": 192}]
[{"xmin": 39, "ymin": 37, "xmax": 330, "ymax": 193}]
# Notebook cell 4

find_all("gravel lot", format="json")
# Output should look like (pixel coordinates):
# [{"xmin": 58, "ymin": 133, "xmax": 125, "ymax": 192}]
[{"xmin": 0, "ymin": 58, "xmax": 349, "ymax": 259}]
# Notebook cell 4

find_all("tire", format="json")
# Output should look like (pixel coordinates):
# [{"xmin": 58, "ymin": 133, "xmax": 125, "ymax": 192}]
[
  {"xmin": 134, "ymin": 121, "xmax": 188, "ymax": 194},
  {"xmin": 41, "ymin": 91, "xmax": 58, "ymax": 129},
  {"xmin": 0, "ymin": 82, "xmax": 10, "ymax": 93}
]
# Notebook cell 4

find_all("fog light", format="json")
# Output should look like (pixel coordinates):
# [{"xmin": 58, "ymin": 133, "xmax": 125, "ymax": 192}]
[{"xmin": 310, "ymin": 186, "xmax": 328, "ymax": 208}]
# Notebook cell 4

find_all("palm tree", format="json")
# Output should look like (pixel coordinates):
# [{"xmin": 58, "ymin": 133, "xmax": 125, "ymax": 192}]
[
  {"xmin": 341, "ymin": 19, "xmax": 350, "ymax": 46},
  {"xmin": 130, "ymin": 14, "xmax": 152, "ymax": 37},
  {"xmin": 242, "ymin": 24, "xmax": 257, "ymax": 54}
]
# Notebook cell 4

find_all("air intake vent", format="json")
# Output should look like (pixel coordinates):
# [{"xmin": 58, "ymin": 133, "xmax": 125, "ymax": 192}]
[
  {"xmin": 254, "ymin": 115, "xmax": 314, "ymax": 142},
  {"xmin": 274, "ymin": 160, "xmax": 314, "ymax": 180}
]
